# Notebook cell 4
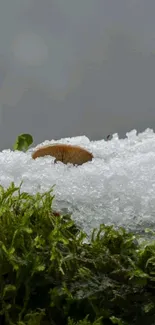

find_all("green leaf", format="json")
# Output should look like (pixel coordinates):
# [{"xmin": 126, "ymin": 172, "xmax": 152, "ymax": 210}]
[
  {"xmin": 13, "ymin": 133, "xmax": 33, "ymax": 152},
  {"xmin": 110, "ymin": 316, "xmax": 126, "ymax": 325},
  {"xmin": 3, "ymin": 284, "xmax": 16, "ymax": 298},
  {"xmin": 144, "ymin": 302, "xmax": 155, "ymax": 313}
]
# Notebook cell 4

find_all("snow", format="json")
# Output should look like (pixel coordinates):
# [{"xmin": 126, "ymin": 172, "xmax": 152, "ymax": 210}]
[{"xmin": 1, "ymin": 128, "xmax": 155, "ymax": 235}]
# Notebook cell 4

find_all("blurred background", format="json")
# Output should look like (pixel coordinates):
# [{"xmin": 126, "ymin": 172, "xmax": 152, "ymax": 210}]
[{"xmin": 0, "ymin": 0, "xmax": 155, "ymax": 149}]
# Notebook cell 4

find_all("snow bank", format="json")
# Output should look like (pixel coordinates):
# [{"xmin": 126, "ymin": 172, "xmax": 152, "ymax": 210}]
[{"xmin": 1, "ymin": 128, "xmax": 155, "ymax": 235}]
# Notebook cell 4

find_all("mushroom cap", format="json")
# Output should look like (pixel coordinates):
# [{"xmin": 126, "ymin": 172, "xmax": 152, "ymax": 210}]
[{"xmin": 32, "ymin": 143, "xmax": 93, "ymax": 165}]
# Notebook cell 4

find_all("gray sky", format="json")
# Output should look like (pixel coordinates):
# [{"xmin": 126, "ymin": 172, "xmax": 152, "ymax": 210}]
[{"xmin": 0, "ymin": 0, "xmax": 155, "ymax": 149}]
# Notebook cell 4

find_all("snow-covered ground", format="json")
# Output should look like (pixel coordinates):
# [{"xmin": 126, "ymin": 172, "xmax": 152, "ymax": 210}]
[{"xmin": 1, "ymin": 128, "xmax": 155, "ymax": 235}]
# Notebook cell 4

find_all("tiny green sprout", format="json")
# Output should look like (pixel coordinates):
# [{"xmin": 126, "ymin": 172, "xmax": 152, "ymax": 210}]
[{"xmin": 13, "ymin": 133, "xmax": 33, "ymax": 152}]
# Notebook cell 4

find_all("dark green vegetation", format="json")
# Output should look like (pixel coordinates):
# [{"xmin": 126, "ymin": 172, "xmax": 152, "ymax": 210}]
[{"xmin": 0, "ymin": 182, "xmax": 155, "ymax": 325}]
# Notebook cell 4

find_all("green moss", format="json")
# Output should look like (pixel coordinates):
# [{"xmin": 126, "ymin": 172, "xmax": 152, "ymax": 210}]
[{"xmin": 0, "ymin": 182, "xmax": 155, "ymax": 325}]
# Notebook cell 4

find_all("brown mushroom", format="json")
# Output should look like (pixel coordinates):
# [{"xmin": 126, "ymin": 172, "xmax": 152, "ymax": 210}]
[{"xmin": 32, "ymin": 143, "xmax": 93, "ymax": 165}]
